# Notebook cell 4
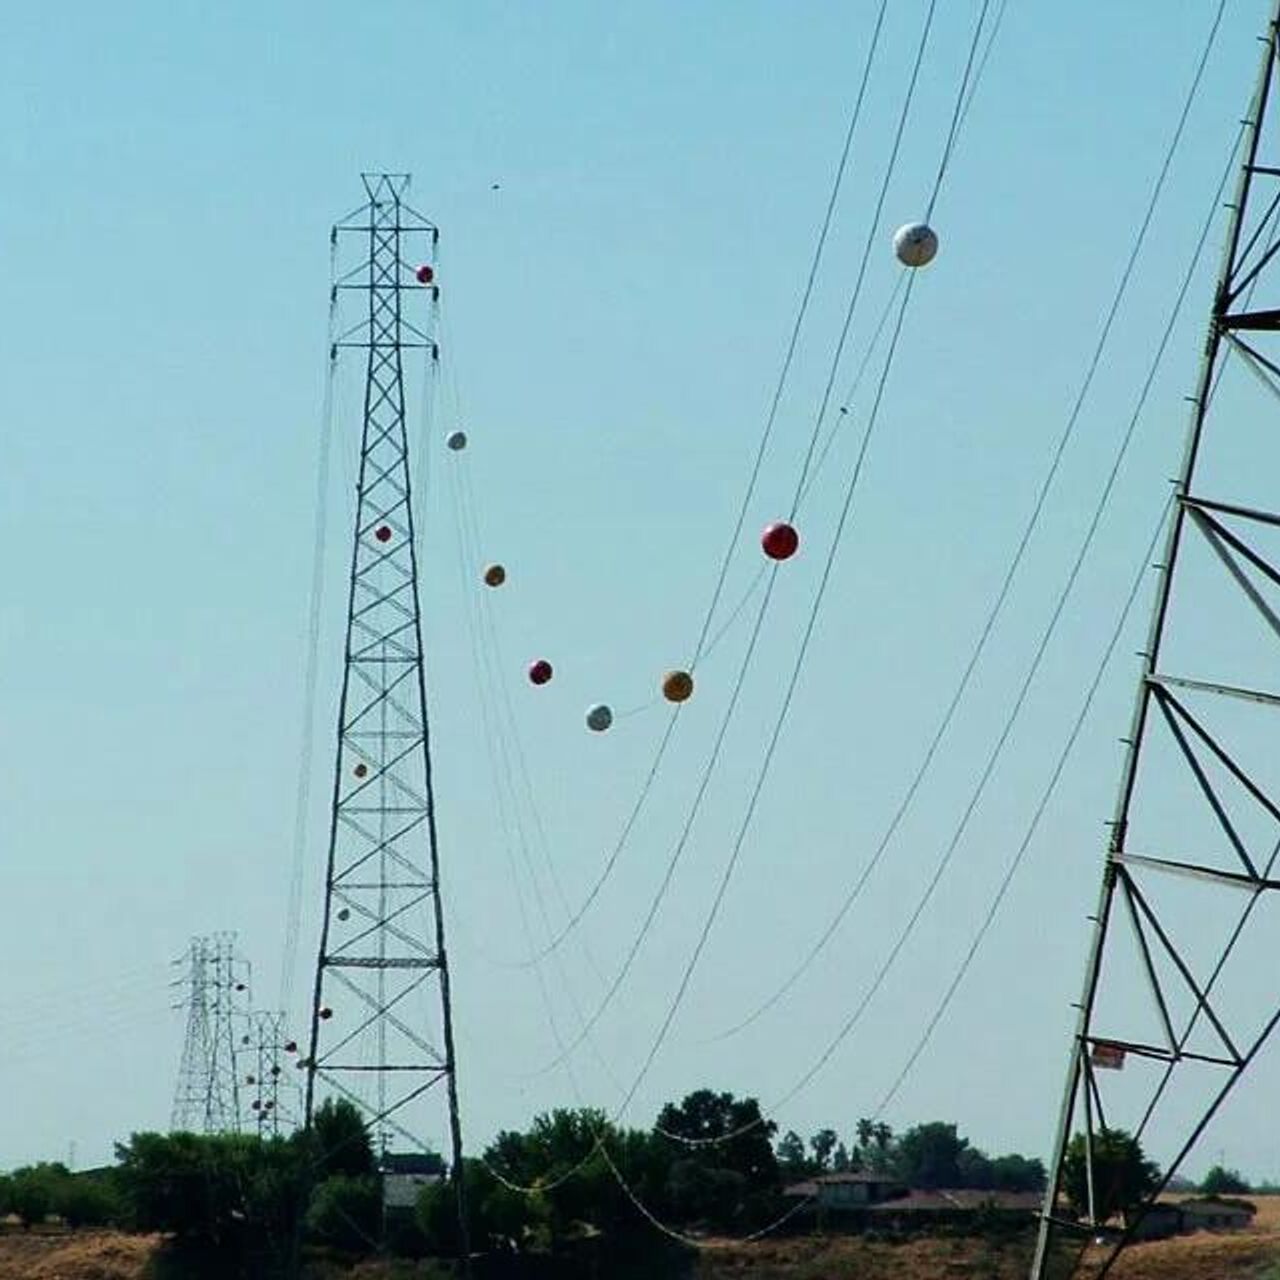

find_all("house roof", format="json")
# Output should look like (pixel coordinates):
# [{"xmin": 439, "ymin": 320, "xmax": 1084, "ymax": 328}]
[
  {"xmin": 866, "ymin": 1189, "xmax": 1042, "ymax": 1213},
  {"xmin": 782, "ymin": 1171, "xmax": 904, "ymax": 1198},
  {"xmin": 381, "ymin": 1152, "xmax": 445, "ymax": 1176},
  {"xmin": 1178, "ymin": 1197, "xmax": 1255, "ymax": 1219}
]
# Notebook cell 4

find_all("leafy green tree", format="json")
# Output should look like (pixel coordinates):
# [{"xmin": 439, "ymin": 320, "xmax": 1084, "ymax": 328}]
[
  {"xmin": 895, "ymin": 1123, "xmax": 968, "ymax": 1189},
  {"xmin": 776, "ymin": 1131, "xmax": 808, "ymax": 1177},
  {"xmin": 114, "ymin": 1130, "xmax": 304, "ymax": 1264},
  {"xmin": 656, "ymin": 1090, "xmax": 778, "ymax": 1191},
  {"xmin": 482, "ymin": 1108, "xmax": 642, "ymax": 1241},
  {"xmin": 54, "ymin": 1174, "xmax": 123, "ymax": 1227},
  {"xmin": 655, "ymin": 1091, "xmax": 779, "ymax": 1231},
  {"xmin": 991, "ymin": 1153, "xmax": 1047, "ymax": 1193},
  {"xmin": 1062, "ymin": 1128, "xmax": 1159, "ymax": 1222},
  {"xmin": 832, "ymin": 1142, "xmax": 852, "ymax": 1174},
  {"xmin": 809, "ymin": 1129, "xmax": 838, "ymax": 1171},
  {"xmin": 1201, "ymin": 1165, "xmax": 1251, "ymax": 1195},
  {"xmin": 853, "ymin": 1120, "xmax": 895, "ymax": 1172},
  {"xmin": 311, "ymin": 1097, "xmax": 375, "ymax": 1179},
  {"xmin": 306, "ymin": 1174, "xmax": 381, "ymax": 1253},
  {"xmin": 8, "ymin": 1163, "xmax": 68, "ymax": 1226},
  {"xmin": 666, "ymin": 1159, "xmax": 746, "ymax": 1226},
  {"xmin": 957, "ymin": 1145, "xmax": 995, "ymax": 1190}
]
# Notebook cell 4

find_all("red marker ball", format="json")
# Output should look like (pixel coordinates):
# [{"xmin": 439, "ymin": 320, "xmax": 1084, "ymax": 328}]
[
  {"xmin": 761, "ymin": 520, "xmax": 799, "ymax": 561},
  {"xmin": 416, "ymin": 264, "xmax": 435, "ymax": 284},
  {"xmin": 375, "ymin": 525, "xmax": 392, "ymax": 543},
  {"xmin": 528, "ymin": 659, "xmax": 553, "ymax": 686}
]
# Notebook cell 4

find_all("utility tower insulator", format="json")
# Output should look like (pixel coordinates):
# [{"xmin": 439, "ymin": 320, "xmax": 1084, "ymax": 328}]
[
  {"xmin": 1032, "ymin": 6, "xmax": 1280, "ymax": 1277},
  {"xmin": 304, "ymin": 173, "xmax": 467, "ymax": 1247}
]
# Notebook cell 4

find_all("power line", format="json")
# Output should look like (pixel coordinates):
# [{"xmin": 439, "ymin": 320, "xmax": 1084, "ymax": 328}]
[
  {"xmin": 787, "ymin": 0, "xmax": 943, "ymax": 514},
  {"xmin": 281, "ymin": 240, "xmax": 341, "ymax": 1016},
  {"xmin": 526, "ymin": 0, "xmax": 950, "ymax": 1082},
  {"xmin": 713, "ymin": 0, "xmax": 1233, "ymax": 1041},
  {"xmin": 506, "ymin": 3, "xmax": 896, "ymax": 973}
]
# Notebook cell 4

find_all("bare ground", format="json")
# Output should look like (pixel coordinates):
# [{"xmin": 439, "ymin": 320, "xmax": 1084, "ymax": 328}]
[{"xmin": 4, "ymin": 1198, "xmax": 1280, "ymax": 1280}]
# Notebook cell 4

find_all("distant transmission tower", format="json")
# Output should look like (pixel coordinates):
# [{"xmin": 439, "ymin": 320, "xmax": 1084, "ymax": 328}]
[
  {"xmin": 171, "ymin": 934, "xmax": 252, "ymax": 1133},
  {"xmin": 303, "ymin": 174, "xmax": 467, "ymax": 1234},
  {"xmin": 246, "ymin": 1010, "xmax": 296, "ymax": 1137},
  {"xmin": 1033, "ymin": 5, "xmax": 1280, "ymax": 1276}
]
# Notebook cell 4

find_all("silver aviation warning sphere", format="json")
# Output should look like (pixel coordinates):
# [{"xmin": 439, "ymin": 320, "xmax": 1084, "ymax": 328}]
[{"xmin": 893, "ymin": 222, "xmax": 938, "ymax": 268}]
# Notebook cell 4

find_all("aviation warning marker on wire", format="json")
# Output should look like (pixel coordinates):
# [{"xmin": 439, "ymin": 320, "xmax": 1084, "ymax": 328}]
[
  {"xmin": 892, "ymin": 221, "xmax": 938, "ymax": 268},
  {"xmin": 586, "ymin": 703, "xmax": 613, "ymax": 732}
]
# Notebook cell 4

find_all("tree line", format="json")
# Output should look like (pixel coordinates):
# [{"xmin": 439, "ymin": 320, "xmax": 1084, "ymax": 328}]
[
  {"xmin": 775, "ymin": 1118, "xmax": 1047, "ymax": 1192},
  {"xmin": 0, "ymin": 1087, "xmax": 1259, "ymax": 1276}
]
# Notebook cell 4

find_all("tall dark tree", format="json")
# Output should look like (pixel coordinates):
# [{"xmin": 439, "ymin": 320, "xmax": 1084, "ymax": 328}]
[
  {"xmin": 895, "ymin": 1122, "xmax": 968, "ymax": 1189},
  {"xmin": 776, "ymin": 1131, "xmax": 808, "ymax": 1178},
  {"xmin": 809, "ymin": 1129, "xmax": 838, "ymax": 1171},
  {"xmin": 957, "ymin": 1145, "xmax": 995, "ymax": 1190},
  {"xmin": 1201, "ymin": 1165, "xmax": 1251, "ymax": 1195},
  {"xmin": 656, "ymin": 1090, "xmax": 779, "ymax": 1231},
  {"xmin": 655, "ymin": 1090, "xmax": 778, "ymax": 1190},
  {"xmin": 991, "ymin": 1153, "xmax": 1047, "ymax": 1193},
  {"xmin": 832, "ymin": 1142, "xmax": 852, "ymax": 1173},
  {"xmin": 311, "ymin": 1097, "xmax": 375, "ymax": 1178},
  {"xmin": 1061, "ymin": 1128, "xmax": 1159, "ymax": 1222}
]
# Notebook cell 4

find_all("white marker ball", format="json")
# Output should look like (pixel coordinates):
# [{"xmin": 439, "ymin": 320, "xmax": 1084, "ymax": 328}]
[{"xmin": 893, "ymin": 222, "xmax": 938, "ymax": 268}]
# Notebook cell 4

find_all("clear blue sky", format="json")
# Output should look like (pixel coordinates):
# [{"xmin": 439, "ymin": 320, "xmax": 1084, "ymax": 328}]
[{"xmin": 3, "ymin": 0, "xmax": 1279, "ymax": 1186}]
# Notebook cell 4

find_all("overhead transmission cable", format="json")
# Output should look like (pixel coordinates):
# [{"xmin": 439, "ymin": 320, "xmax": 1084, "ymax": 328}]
[
  {"xmin": 485, "ymin": 0, "xmax": 1006, "ymax": 1215},
  {"xmin": 666, "ymin": 120, "xmax": 1245, "ymax": 1158},
  {"xmin": 281, "ymin": 243, "xmax": 340, "ymax": 1015},
  {"xmin": 786, "ymin": 0, "xmax": 952, "ymax": 512},
  {"xmin": 618, "ymin": 0, "xmax": 997, "ymax": 1111},
  {"xmin": 872, "ymin": 181, "xmax": 1280, "ymax": 1119},
  {"xmin": 712, "ymin": 0, "xmax": 1231, "ymax": 1041},
  {"xmin": 444, "ymin": 459, "xmax": 624, "ymax": 1092},
  {"xmin": 688, "ymin": 0, "xmax": 891, "ymax": 666},
  {"xmin": 511, "ymin": 2, "xmax": 893, "ymax": 968},
  {"xmin": 525, "ymin": 0, "xmax": 952, "ymax": 1078}
]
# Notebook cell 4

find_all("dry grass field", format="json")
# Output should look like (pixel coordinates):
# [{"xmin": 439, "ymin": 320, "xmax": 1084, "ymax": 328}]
[
  {"xmin": 0, "ymin": 1230, "xmax": 161, "ymax": 1280},
  {"xmin": 699, "ymin": 1195, "xmax": 1280, "ymax": 1280},
  {"xmin": 3, "ymin": 1201, "xmax": 1280, "ymax": 1280}
]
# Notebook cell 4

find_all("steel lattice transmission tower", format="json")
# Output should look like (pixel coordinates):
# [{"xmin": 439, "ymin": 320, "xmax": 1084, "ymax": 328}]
[
  {"xmin": 303, "ymin": 173, "xmax": 466, "ymax": 1224},
  {"xmin": 171, "ymin": 934, "xmax": 252, "ymax": 1133},
  {"xmin": 1032, "ymin": 5, "xmax": 1280, "ymax": 1276},
  {"xmin": 246, "ymin": 1011, "xmax": 296, "ymax": 1137}
]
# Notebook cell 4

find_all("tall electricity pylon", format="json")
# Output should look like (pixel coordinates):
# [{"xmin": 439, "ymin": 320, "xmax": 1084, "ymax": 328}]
[
  {"xmin": 171, "ymin": 934, "xmax": 252, "ymax": 1133},
  {"xmin": 303, "ymin": 174, "xmax": 467, "ymax": 1236},
  {"xmin": 246, "ymin": 1010, "xmax": 295, "ymax": 1137},
  {"xmin": 1033, "ymin": 5, "xmax": 1280, "ymax": 1276}
]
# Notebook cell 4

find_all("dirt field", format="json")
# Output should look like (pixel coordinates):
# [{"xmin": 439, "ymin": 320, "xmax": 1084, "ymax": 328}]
[
  {"xmin": 3, "ymin": 1202, "xmax": 1280, "ymax": 1280},
  {"xmin": 0, "ymin": 1231, "xmax": 161, "ymax": 1280}
]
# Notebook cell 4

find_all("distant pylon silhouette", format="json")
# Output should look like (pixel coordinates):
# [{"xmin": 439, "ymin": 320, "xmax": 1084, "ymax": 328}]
[
  {"xmin": 170, "ymin": 933, "xmax": 252, "ymax": 1133},
  {"xmin": 245, "ymin": 1010, "xmax": 296, "ymax": 1137}
]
